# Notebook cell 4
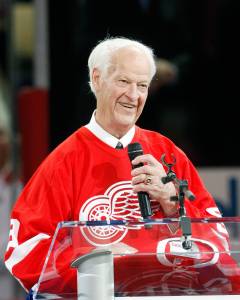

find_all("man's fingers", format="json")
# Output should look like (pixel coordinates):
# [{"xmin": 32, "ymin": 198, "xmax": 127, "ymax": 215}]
[{"xmin": 132, "ymin": 154, "xmax": 158, "ymax": 166}]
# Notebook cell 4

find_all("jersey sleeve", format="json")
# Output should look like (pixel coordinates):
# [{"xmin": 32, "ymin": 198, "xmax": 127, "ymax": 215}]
[{"xmin": 4, "ymin": 154, "xmax": 74, "ymax": 291}]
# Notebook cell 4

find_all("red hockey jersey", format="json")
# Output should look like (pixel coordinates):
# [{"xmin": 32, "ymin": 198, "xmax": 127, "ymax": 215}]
[{"xmin": 4, "ymin": 126, "xmax": 233, "ymax": 295}]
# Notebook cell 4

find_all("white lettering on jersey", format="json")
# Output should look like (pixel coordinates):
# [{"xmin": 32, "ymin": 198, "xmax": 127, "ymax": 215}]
[
  {"xmin": 6, "ymin": 219, "xmax": 20, "ymax": 251},
  {"xmin": 5, "ymin": 218, "xmax": 50, "ymax": 273}
]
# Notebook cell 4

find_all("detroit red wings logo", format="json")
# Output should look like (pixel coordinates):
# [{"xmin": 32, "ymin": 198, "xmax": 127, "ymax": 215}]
[{"xmin": 79, "ymin": 181, "xmax": 143, "ymax": 246}]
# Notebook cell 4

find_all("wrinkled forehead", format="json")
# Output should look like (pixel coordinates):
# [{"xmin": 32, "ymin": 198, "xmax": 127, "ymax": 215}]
[
  {"xmin": 111, "ymin": 46, "xmax": 148, "ymax": 64},
  {"xmin": 108, "ymin": 46, "xmax": 151, "ymax": 77}
]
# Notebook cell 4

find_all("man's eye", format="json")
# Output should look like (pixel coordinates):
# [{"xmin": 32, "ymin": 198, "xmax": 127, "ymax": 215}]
[
  {"xmin": 138, "ymin": 84, "xmax": 148, "ymax": 91},
  {"xmin": 117, "ymin": 79, "xmax": 128, "ymax": 86}
]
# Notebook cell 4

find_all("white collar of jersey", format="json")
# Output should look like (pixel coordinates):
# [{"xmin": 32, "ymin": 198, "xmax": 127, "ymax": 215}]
[{"xmin": 85, "ymin": 110, "xmax": 135, "ymax": 149}]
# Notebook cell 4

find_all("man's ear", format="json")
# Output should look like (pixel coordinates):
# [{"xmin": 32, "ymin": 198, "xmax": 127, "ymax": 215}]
[{"xmin": 92, "ymin": 68, "xmax": 101, "ymax": 91}]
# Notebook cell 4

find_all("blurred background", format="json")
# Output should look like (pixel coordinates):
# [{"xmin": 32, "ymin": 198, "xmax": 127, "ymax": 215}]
[{"xmin": 0, "ymin": 0, "xmax": 240, "ymax": 299}]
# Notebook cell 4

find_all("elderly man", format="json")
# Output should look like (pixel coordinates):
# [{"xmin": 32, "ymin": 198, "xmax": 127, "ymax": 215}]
[{"xmin": 5, "ymin": 37, "xmax": 223, "ymax": 296}]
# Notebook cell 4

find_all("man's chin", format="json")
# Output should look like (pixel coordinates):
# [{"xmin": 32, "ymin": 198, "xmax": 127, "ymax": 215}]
[
  {"xmin": 118, "ymin": 120, "xmax": 135, "ymax": 130},
  {"xmin": 117, "ymin": 113, "xmax": 136, "ymax": 124},
  {"xmin": 110, "ymin": 122, "xmax": 133, "ymax": 136}
]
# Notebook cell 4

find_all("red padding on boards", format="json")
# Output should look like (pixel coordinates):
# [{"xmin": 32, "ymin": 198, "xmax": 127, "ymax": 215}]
[{"xmin": 18, "ymin": 88, "xmax": 49, "ymax": 184}]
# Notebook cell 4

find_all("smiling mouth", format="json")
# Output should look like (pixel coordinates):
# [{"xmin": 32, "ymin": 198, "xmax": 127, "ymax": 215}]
[{"xmin": 119, "ymin": 103, "xmax": 136, "ymax": 109}]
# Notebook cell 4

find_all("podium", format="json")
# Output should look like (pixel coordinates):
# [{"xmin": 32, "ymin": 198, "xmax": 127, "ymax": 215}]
[{"xmin": 32, "ymin": 217, "xmax": 240, "ymax": 299}]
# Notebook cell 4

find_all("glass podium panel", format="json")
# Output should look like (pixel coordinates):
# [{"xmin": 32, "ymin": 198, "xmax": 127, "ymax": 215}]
[{"xmin": 33, "ymin": 217, "xmax": 240, "ymax": 299}]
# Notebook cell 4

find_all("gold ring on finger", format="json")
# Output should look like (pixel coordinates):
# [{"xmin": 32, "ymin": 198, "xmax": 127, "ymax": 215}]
[{"xmin": 145, "ymin": 174, "xmax": 152, "ymax": 185}]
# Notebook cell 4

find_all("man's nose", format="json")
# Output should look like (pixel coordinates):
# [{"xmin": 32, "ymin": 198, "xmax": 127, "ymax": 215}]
[{"xmin": 125, "ymin": 84, "xmax": 139, "ymax": 101}]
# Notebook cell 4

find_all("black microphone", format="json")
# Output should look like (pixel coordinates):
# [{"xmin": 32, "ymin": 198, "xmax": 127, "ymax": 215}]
[{"xmin": 128, "ymin": 142, "xmax": 152, "ymax": 219}]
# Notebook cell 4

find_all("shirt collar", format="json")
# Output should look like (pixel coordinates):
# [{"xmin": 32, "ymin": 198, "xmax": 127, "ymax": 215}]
[{"xmin": 85, "ymin": 111, "xmax": 135, "ymax": 148}]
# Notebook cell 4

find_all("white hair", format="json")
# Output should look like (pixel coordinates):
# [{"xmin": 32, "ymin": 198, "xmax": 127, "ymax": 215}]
[{"xmin": 88, "ymin": 37, "xmax": 156, "ymax": 95}]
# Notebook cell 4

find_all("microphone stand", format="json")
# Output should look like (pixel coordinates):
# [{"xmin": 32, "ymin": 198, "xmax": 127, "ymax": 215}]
[{"xmin": 161, "ymin": 154, "xmax": 195, "ymax": 250}]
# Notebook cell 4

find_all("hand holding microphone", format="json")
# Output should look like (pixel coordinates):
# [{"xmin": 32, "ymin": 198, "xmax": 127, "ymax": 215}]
[
  {"xmin": 128, "ymin": 143, "xmax": 152, "ymax": 219},
  {"xmin": 128, "ymin": 143, "xmax": 177, "ymax": 218}
]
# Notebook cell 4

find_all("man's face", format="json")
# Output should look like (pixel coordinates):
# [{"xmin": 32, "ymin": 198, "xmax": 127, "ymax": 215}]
[{"xmin": 93, "ymin": 47, "xmax": 151, "ymax": 138}]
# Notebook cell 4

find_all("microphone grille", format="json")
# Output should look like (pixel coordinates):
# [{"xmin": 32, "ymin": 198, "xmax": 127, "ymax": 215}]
[
  {"xmin": 127, "ymin": 142, "xmax": 143, "ymax": 161},
  {"xmin": 127, "ymin": 142, "xmax": 142, "ymax": 153}
]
